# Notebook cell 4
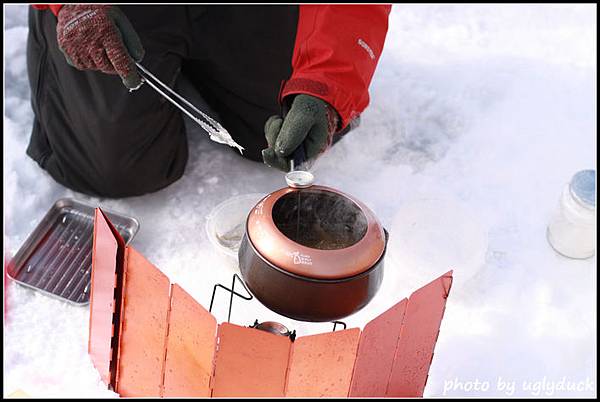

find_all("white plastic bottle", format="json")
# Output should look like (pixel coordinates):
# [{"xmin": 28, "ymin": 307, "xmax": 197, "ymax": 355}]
[{"xmin": 547, "ymin": 169, "xmax": 596, "ymax": 259}]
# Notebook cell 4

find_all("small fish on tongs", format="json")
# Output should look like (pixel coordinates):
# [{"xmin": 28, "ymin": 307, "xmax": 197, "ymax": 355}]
[{"xmin": 134, "ymin": 62, "xmax": 244, "ymax": 153}]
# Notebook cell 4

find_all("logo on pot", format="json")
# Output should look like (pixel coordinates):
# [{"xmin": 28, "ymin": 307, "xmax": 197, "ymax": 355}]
[
  {"xmin": 254, "ymin": 195, "xmax": 270, "ymax": 216},
  {"xmin": 286, "ymin": 251, "xmax": 313, "ymax": 265}
]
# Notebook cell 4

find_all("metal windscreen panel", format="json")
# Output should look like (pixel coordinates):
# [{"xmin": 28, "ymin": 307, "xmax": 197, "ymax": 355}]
[
  {"xmin": 163, "ymin": 284, "xmax": 217, "ymax": 397},
  {"xmin": 386, "ymin": 271, "xmax": 454, "ymax": 397},
  {"xmin": 211, "ymin": 322, "xmax": 292, "ymax": 397},
  {"xmin": 114, "ymin": 247, "xmax": 171, "ymax": 397},
  {"xmin": 285, "ymin": 328, "xmax": 361, "ymax": 397},
  {"xmin": 88, "ymin": 209, "xmax": 123, "ymax": 387},
  {"xmin": 349, "ymin": 298, "xmax": 408, "ymax": 397}
]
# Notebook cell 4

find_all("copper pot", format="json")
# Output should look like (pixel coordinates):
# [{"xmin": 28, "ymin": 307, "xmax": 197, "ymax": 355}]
[{"xmin": 238, "ymin": 184, "xmax": 387, "ymax": 322}]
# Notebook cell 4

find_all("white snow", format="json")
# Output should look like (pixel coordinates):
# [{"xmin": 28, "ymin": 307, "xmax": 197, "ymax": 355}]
[{"xmin": 3, "ymin": 4, "xmax": 597, "ymax": 398}]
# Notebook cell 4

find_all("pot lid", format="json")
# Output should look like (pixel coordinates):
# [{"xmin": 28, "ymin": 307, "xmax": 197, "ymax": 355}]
[{"xmin": 246, "ymin": 185, "xmax": 386, "ymax": 280}]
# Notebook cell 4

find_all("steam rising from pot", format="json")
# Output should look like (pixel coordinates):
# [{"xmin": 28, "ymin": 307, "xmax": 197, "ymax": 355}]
[{"xmin": 271, "ymin": 189, "xmax": 368, "ymax": 250}]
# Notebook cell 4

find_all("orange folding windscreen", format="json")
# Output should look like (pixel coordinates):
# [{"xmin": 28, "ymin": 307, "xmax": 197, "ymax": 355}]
[
  {"xmin": 286, "ymin": 328, "xmax": 361, "ymax": 397},
  {"xmin": 89, "ymin": 208, "xmax": 453, "ymax": 397},
  {"xmin": 386, "ymin": 271, "xmax": 453, "ymax": 397},
  {"xmin": 349, "ymin": 298, "xmax": 408, "ymax": 397},
  {"xmin": 88, "ymin": 209, "xmax": 124, "ymax": 388},
  {"xmin": 114, "ymin": 248, "xmax": 171, "ymax": 397},
  {"xmin": 163, "ymin": 284, "xmax": 217, "ymax": 397},
  {"xmin": 212, "ymin": 322, "xmax": 292, "ymax": 397}
]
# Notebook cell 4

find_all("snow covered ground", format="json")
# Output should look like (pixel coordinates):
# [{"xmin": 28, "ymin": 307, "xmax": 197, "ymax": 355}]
[{"xmin": 4, "ymin": 4, "xmax": 597, "ymax": 398}]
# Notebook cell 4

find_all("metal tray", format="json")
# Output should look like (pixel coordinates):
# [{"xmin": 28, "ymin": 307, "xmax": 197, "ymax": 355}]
[{"xmin": 7, "ymin": 198, "xmax": 139, "ymax": 306}]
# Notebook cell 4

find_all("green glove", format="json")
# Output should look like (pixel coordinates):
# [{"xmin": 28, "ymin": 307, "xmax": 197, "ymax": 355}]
[{"xmin": 262, "ymin": 94, "xmax": 338, "ymax": 171}]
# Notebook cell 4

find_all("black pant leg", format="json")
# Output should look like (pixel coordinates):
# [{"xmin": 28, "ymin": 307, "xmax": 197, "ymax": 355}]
[
  {"xmin": 182, "ymin": 5, "xmax": 299, "ymax": 162},
  {"xmin": 26, "ymin": 6, "xmax": 191, "ymax": 198}
]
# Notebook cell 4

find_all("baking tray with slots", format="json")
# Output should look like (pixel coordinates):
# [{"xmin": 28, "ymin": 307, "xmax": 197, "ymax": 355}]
[{"xmin": 6, "ymin": 198, "xmax": 139, "ymax": 305}]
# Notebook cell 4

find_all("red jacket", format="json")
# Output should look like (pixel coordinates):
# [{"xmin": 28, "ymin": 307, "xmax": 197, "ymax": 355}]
[{"xmin": 33, "ymin": 4, "xmax": 391, "ymax": 129}]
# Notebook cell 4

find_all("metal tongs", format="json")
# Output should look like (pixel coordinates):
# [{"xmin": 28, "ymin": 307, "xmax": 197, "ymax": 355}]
[{"xmin": 135, "ymin": 62, "xmax": 244, "ymax": 153}]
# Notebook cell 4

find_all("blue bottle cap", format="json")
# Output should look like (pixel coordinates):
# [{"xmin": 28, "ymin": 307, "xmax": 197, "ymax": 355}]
[{"xmin": 569, "ymin": 169, "xmax": 595, "ymax": 208}]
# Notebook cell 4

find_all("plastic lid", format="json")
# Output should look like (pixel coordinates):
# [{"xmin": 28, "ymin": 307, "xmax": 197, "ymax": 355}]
[{"xmin": 570, "ymin": 169, "xmax": 595, "ymax": 208}]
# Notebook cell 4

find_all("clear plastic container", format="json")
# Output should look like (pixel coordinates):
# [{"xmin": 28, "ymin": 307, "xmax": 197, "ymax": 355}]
[
  {"xmin": 205, "ymin": 193, "xmax": 266, "ymax": 261},
  {"xmin": 547, "ymin": 170, "xmax": 596, "ymax": 259}
]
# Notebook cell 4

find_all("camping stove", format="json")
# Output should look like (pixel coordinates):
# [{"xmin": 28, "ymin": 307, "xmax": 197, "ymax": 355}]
[{"xmin": 206, "ymin": 272, "xmax": 347, "ymax": 338}]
